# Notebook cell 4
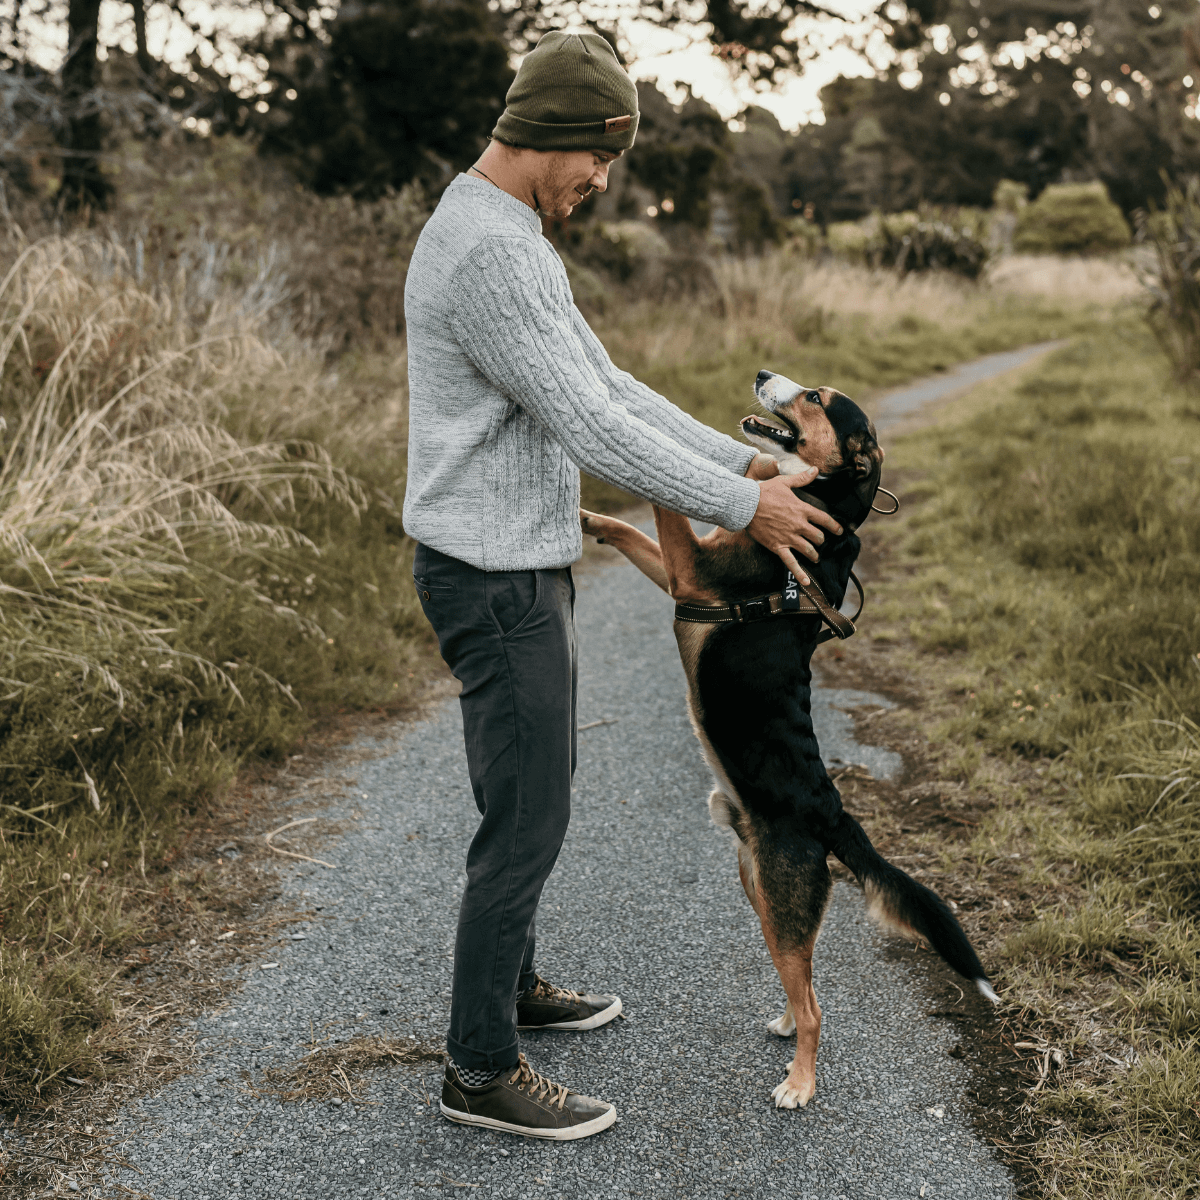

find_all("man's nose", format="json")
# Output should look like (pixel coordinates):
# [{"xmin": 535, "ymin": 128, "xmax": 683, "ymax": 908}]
[{"xmin": 591, "ymin": 164, "xmax": 611, "ymax": 193}]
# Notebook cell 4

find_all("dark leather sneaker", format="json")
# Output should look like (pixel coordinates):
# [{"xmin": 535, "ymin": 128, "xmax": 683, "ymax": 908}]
[
  {"xmin": 440, "ymin": 1054, "xmax": 616, "ymax": 1140},
  {"xmin": 516, "ymin": 975, "xmax": 622, "ymax": 1032}
]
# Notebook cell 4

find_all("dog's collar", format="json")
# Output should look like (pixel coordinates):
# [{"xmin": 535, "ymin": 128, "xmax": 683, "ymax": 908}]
[{"xmin": 674, "ymin": 572, "xmax": 863, "ymax": 644}]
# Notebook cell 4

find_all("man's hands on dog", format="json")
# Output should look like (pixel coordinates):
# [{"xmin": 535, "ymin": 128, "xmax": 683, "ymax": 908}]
[
  {"xmin": 745, "ymin": 452, "xmax": 781, "ymax": 481},
  {"xmin": 748, "ymin": 468, "xmax": 842, "ymax": 586}
]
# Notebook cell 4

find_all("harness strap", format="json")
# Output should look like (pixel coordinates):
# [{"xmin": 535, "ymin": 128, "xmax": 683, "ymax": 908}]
[
  {"xmin": 673, "ymin": 570, "xmax": 865, "ymax": 644},
  {"xmin": 673, "ymin": 590, "xmax": 821, "ymax": 625}
]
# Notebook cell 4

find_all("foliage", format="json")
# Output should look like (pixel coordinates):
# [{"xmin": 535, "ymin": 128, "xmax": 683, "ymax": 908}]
[
  {"xmin": 1014, "ymin": 182, "xmax": 1132, "ymax": 256},
  {"xmin": 992, "ymin": 179, "xmax": 1028, "ymax": 214},
  {"xmin": 870, "ymin": 209, "xmax": 991, "ymax": 279},
  {"xmin": 824, "ymin": 209, "xmax": 991, "ymax": 278},
  {"xmin": 882, "ymin": 323, "xmax": 1200, "ymax": 1197},
  {"xmin": 1139, "ymin": 177, "xmax": 1200, "ymax": 383},
  {"xmin": 105, "ymin": 135, "xmax": 429, "ymax": 351},
  {"xmin": 787, "ymin": 1, "xmax": 1200, "ymax": 223},
  {"xmin": 260, "ymin": 0, "xmax": 512, "ymax": 197}
]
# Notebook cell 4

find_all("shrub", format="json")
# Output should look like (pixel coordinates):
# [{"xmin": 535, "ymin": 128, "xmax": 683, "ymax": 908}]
[
  {"xmin": 872, "ymin": 209, "xmax": 991, "ymax": 279},
  {"xmin": 565, "ymin": 220, "xmax": 672, "ymax": 284},
  {"xmin": 1014, "ymin": 181, "xmax": 1131, "ymax": 255},
  {"xmin": 1138, "ymin": 178, "xmax": 1200, "ymax": 383},
  {"xmin": 560, "ymin": 220, "xmax": 718, "ymax": 302},
  {"xmin": 992, "ymin": 179, "xmax": 1028, "ymax": 214},
  {"xmin": 828, "ymin": 209, "xmax": 991, "ymax": 279}
]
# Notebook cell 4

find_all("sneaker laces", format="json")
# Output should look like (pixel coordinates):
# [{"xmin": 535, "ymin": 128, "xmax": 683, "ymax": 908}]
[
  {"xmin": 507, "ymin": 1053, "xmax": 569, "ymax": 1111},
  {"xmin": 526, "ymin": 975, "xmax": 581, "ymax": 1005}
]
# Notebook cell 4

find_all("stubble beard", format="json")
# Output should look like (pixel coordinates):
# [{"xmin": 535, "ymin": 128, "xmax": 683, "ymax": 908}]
[{"xmin": 534, "ymin": 159, "xmax": 591, "ymax": 219}]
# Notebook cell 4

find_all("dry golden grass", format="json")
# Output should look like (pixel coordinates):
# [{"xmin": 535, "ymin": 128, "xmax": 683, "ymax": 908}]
[
  {"xmin": 0, "ymin": 227, "xmax": 424, "ymax": 1110},
  {"xmin": 0, "ymin": 236, "xmax": 362, "ymax": 711},
  {"xmin": 987, "ymin": 252, "xmax": 1142, "ymax": 304}
]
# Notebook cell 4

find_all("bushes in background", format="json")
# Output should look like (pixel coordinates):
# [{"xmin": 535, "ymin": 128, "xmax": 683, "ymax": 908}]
[
  {"xmin": 1014, "ymin": 181, "xmax": 1131, "ymax": 255},
  {"xmin": 827, "ymin": 208, "xmax": 991, "ymax": 279},
  {"xmin": 1139, "ymin": 177, "xmax": 1200, "ymax": 384}
]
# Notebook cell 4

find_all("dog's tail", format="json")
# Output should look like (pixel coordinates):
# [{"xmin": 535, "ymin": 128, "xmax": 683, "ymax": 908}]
[{"xmin": 828, "ymin": 810, "xmax": 999, "ymax": 1003}]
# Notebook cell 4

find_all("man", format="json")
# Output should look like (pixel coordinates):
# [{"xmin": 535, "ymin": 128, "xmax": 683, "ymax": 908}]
[{"xmin": 402, "ymin": 30, "xmax": 839, "ymax": 1140}]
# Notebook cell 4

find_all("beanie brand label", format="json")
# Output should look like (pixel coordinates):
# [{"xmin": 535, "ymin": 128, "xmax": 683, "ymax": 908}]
[{"xmin": 604, "ymin": 115, "xmax": 632, "ymax": 133}]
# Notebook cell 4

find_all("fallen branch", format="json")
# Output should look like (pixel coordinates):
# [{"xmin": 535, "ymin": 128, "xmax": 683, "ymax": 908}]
[
  {"xmin": 263, "ymin": 818, "xmax": 337, "ymax": 869},
  {"xmin": 577, "ymin": 717, "xmax": 618, "ymax": 731}
]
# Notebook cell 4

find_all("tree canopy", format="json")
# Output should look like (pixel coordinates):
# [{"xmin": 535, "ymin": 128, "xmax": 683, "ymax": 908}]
[{"xmin": 5, "ymin": 0, "xmax": 1200, "ymax": 217}]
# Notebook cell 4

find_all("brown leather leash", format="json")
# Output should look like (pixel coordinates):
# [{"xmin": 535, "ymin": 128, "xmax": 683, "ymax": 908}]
[{"xmin": 674, "ymin": 571, "xmax": 864, "ymax": 645}]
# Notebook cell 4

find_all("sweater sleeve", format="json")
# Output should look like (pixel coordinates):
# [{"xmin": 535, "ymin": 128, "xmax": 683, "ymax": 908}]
[
  {"xmin": 568, "ymin": 304, "xmax": 758, "ymax": 478},
  {"xmin": 448, "ymin": 239, "xmax": 761, "ymax": 532}
]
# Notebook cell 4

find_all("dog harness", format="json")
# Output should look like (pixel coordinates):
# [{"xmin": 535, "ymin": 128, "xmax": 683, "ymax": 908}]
[
  {"xmin": 671, "ymin": 470, "xmax": 898, "ymax": 643},
  {"xmin": 674, "ymin": 571, "xmax": 864, "ymax": 644}
]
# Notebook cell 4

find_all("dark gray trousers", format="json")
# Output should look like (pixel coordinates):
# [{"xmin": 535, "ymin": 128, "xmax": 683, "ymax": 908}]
[{"xmin": 412, "ymin": 543, "xmax": 577, "ymax": 1072}]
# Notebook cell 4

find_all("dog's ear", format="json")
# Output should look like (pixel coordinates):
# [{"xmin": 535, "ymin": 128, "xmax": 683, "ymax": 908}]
[{"xmin": 851, "ymin": 437, "xmax": 884, "ymax": 514}]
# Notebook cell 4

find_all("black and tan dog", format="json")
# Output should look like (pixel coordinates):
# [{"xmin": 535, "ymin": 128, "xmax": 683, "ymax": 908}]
[{"xmin": 581, "ymin": 369, "xmax": 997, "ymax": 1109}]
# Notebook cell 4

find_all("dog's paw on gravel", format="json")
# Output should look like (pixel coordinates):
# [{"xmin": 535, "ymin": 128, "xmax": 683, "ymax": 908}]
[
  {"xmin": 766, "ymin": 1009, "xmax": 796, "ymax": 1037},
  {"xmin": 771, "ymin": 1070, "xmax": 816, "ymax": 1109}
]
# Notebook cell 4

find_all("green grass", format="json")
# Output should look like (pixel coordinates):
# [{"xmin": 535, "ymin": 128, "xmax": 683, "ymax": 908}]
[
  {"xmin": 0, "ymin": 226, "xmax": 1140, "ymax": 1115},
  {"xmin": 581, "ymin": 258, "xmax": 1110, "ymax": 511},
  {"xmin": 872, "ymin": 317, "xmax": 1199, "ymax": 1198}
]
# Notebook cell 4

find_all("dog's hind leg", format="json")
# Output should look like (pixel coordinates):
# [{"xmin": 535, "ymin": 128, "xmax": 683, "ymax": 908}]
[
  {"xmin": 764, "ymin": 928, "xmax": 820, "ymax": 1108},
  {"xmin": 751, "ymin": 833, "xmax": 831, "ymax": 1108},
  {"xmin": 733, "ymin": 839, "xmax": 796, "ymax": 1037}
]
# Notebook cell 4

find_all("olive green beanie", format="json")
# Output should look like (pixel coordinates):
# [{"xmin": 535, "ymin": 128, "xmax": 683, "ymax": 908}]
[{"xmin": 493, "ymin": 31, "xmax": 639, "ymax": 154}]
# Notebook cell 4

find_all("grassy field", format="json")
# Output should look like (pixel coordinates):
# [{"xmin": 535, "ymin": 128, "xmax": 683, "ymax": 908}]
[
  {"xmin": 0, "ymin": 206, "xmax": 1144, "ymax": 1153},
  {"xmin": 857, "ymin": 316, "xmax": 1198, "ymax": 1198},
  {"xmin": 581, "ymin": 253, "xmax": 1136, "ymax": 510}
]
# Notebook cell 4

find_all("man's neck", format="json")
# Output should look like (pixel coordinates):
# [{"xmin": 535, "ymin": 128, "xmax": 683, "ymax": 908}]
[{"xmin": 469, "ymin": 146, "xmax": 537, "ymax": 212}]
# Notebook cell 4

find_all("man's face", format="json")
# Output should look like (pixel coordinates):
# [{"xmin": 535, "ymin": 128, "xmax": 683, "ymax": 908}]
[{"xmin": 532, "ymin": 149, "xmax": 621, "ymax": 219}]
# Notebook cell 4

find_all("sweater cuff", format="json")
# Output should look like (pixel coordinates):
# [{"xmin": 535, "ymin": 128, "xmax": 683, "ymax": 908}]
[
  {"xmin": 732, "ymin": 442, "xmax": 758, "ymax": 477},
  {"xmin": 718, "ymin": 475, "xmax": 761, "ymax": 532}
]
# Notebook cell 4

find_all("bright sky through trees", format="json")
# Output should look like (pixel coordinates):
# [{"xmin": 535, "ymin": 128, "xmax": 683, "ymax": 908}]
[{"xmin": 2, "ymin": 0, "xmax": 883, "ymax": 128}]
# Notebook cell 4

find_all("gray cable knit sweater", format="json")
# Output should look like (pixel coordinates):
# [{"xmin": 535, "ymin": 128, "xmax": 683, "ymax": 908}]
[{"xmin": 402, "ymin": 174, "xmax": 760, "ymax": 571}]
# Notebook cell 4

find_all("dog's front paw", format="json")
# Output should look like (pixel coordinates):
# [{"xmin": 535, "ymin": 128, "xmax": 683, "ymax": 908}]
[
  {"xmin": 766, "ymin": 1010, "xmax": 796, "ymax": 1037},
  {"xmin": 579, "ymin": 509, "xmax": 622, "ymax": 544},
  {"xmin": 771, "ymin": 1073, "xmax": 816, "ymax": 1109}
]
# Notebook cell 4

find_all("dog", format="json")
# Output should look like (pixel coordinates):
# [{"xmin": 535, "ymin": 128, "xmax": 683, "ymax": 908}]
[{"xmin": 580, "ymin": 369, "xmax": 997, "ymax": 1109}]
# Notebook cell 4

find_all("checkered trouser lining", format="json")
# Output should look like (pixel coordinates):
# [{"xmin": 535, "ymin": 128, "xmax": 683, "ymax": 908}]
[{"xmin": 453, "ymin": 1062, "xmax": 502, "ymax": 1088}]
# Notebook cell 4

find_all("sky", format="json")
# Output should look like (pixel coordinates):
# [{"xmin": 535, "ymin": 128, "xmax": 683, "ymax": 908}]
[{"xmin": 3, "ymin": 0, "xmax": 886, "ymax": 129}]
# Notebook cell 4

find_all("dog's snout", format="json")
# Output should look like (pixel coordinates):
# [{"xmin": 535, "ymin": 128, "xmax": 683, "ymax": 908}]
[{"xmin": 756, "ymin": 369, "xmax": 775, "ymax": 387}]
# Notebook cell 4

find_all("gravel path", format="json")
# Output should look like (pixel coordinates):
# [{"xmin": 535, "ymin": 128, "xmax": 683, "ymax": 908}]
[{"xmin": 106, "ymin": 354, "xmax": 1044, "ymax": 1200}]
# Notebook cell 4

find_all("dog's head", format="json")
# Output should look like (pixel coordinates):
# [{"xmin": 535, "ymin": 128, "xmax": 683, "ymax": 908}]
[{"xmin": 741, "ymin": 369, "xmax": 885, "ymax": 531}]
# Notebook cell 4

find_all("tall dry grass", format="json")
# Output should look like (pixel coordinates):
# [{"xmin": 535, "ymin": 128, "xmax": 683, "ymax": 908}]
[
  {"xmin": 575, "ymin": 252, "xmax": 1118, "ymax": 515},
  {"xmin": 0, "ymin": 226, "xmax": 424, "ymax": 1103},
  {"xmin": 0, "ymin": 237, "xmax": 362, "ymax": 720}
]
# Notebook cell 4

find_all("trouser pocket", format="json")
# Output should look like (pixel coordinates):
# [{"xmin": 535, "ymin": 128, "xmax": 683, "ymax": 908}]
[{"xmin": 484, "ymin": 570, "xmax": 541, "ymax": 639}]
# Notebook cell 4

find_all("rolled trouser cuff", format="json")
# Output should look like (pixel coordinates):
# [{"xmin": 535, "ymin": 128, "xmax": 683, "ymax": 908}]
[{"xmin": 448, "ymin": 1033, "xmax": 520, "ymax": 1075}]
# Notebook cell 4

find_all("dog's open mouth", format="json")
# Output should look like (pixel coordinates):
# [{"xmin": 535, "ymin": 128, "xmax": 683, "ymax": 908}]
[{"xmin": 741, "ymin": 413, "xmax": 798, "ymax": 450}]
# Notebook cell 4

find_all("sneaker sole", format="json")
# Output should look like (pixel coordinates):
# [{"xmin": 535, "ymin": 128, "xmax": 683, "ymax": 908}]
[
  {"xmin": 516, "ymin": 996, "xmax": 623, "ymax": 1032},
  {"xmin": 439, "ymin": 1101, "xmax": 617, "ymax": 1141}
]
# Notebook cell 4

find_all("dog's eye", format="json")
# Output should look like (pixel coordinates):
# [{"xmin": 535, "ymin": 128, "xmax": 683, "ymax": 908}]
[{"xmin": 806, "ymin": 391, "xmax": 821, "ymax": 405}]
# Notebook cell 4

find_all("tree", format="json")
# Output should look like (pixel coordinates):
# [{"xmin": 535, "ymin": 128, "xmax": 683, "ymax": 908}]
[
  {"xmin": 60, "ymin": 0, "xmax": 111, "ymax": 209},
  {"xmin": 864, "ymin": 0, "xmax": 1200, "ymax": 213},
  {"xmin": 259, "ymin": 0, "xmax": 513, "ymax": 196}
]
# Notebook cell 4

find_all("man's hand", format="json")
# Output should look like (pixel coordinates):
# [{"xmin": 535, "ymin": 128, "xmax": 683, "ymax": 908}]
[
  {"xmin": 747, "ymin": 468, "xmax": 842, "ymax": 586},
  {"xmin": 745, "ymin": 452, "xmax": 780, "ymax": 481}
]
